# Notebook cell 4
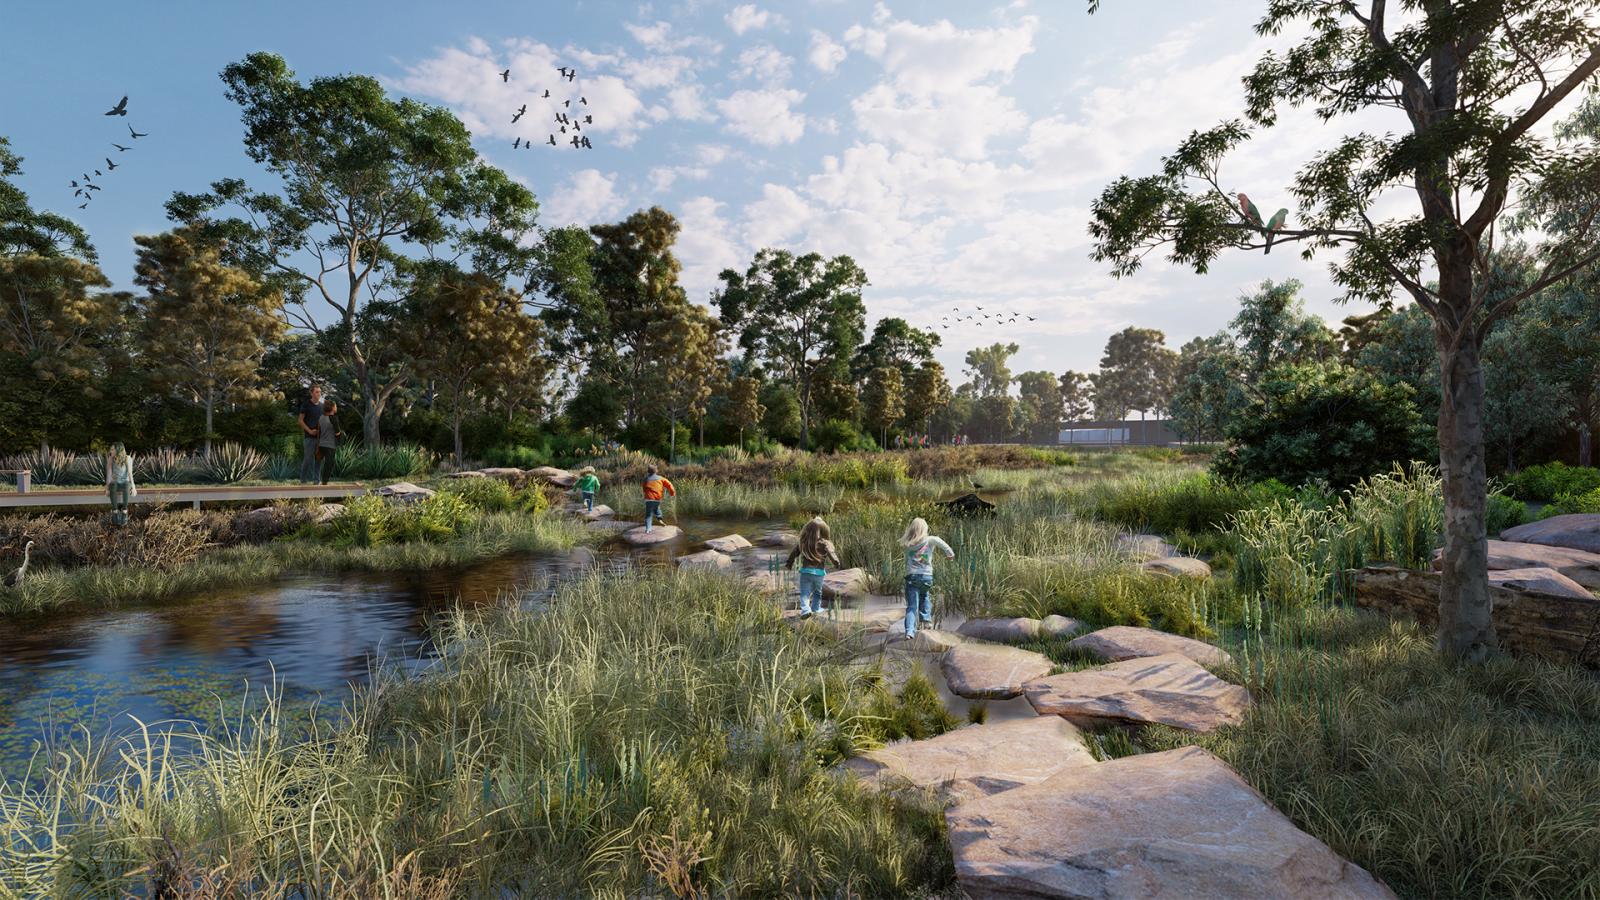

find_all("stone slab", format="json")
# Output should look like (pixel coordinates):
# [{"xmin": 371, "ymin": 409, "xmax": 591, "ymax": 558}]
[
  {"xmin": 1067, "ymin": 625, "xmax": 1232, "ymax": 667},
  {"xmin": 1024, "ymin": 653, "xmax": 1250, "ymax": 732},
  {"xmin": 942, "ymin": 643, "xmax": 1054, "ymax": 700},
  {"xmin": 845, "ymin": 716, "xmax": 1095, "ymax": 804}
]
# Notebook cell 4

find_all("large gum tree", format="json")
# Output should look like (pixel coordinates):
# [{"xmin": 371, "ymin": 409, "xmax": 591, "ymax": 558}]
[{"xmin": 1088, "ymin": 0, "xmax": 1600, "ymax": 662}]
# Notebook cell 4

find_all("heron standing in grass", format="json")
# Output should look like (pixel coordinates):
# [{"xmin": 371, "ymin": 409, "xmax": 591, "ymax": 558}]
[{"xmin": 3, "ymin": 541, "xmax": 32, "ymax": 588}]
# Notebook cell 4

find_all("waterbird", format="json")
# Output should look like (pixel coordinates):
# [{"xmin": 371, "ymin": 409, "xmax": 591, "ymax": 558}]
[
  {"xmin": 104, "ymin": 96, "xmax": 128, "ymax": 116},
  {"xmin": 513, "ymin": 137, "xmax": 522, "ymax": 149},
  {"xmin": 512, "ymin": 104, "xmax": 527, "ymax": 123},
  {"xmin": 500, "ymin": 68, "xmax": 511, "ymax": 82},
  {"xmin": 542, "ymin": 89, "xmax": 550, "ymax": 98},
  {"xmin": 105, "ymin": 158, "xmax": 118, "ymax": 170},
  {"xmin": 112, "ymin": 143, "xmax": 130, "ymax": 152},
  {"xmin": 3, "ymin": 542, "xmax": 32, "ymax": 588},
  {"xmin": 547, "ymin": 134, "xmax": 557, "ymax": 146}
]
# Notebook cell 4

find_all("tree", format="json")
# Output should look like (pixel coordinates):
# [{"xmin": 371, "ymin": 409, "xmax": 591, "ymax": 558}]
[
  {"xmin": 132, "ymin": 227, "xmax": 286, "ymax": 456},
  {"xmin": 726, "ymin": 375, "xmax": 765, "ymax": 448},
  {"xmin": 1, "ymin": 134, "xmax": 94, "ymax": 261},
  {"xmin": 1230, "ymin": 279, "xmax": 1336, "ymax": 381},
  {"xmin": 853, "ymin": 316, "xmax": 938, "ymax": 382},
  {"xmin": 403, "ymin": 270, "xmax": 542, "ymax": 466},
  {"xmin": 714, "ymin": 249, "xmax": 868, "ymax": 448},
  {"xmin": 904, "ymin": 361, "xmax": 953, "ymax": 435},
  {"xmin": 963, "ymin": 343, "xmax": 1019, "ymax": 398},
  {"xmin": 1087, "ymin": 0, "xmax": 1600, "ymax": 661},
  {"xmin": 1506, "ymin": 281, "xmax": 1600, "ymax": 467},
  {"xmin": 862, "ymin": 365, "xmax": 906, "ymax": 447},
  {"xmin": 1017, "ymin": 370, "xmax": 1065, "ymax": 442},
  {"xmin": 969, "ymin": 395, "xmax": 1016, "ymax": 443},
  {"xmin": 759, "ymin": 382, "xmax": 802, "ymax": 445},
  {"xmin": 1168, "ymin": 335, "xmax": 1248, "ymax": 442},
  {"xmin": 0, "ymin": 254, "xmax": 121, "ymax": 396},
  {"xmin": 652, "ymin": 304, "xmax": 727, "ymax": 460},
  {"xmin": 167, "ymin": 52, "xmax": 539, "ymax": 445},
  {"xmin": 1058, "ymin": 371, "xmax": 1094, "ymax": 422},
  {"xmin": 1091, "ymin": 327, "xmax": 1175, "ymax": 419}
]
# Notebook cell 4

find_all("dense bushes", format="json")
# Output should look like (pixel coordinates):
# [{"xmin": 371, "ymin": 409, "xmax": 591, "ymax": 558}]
[
  {"xmin": 1507, "ymin": 461, "xmax": 1600, "ymax": 503},
  {"xmin": 809, "ymin": 419, "xmax": 878, "ymax": 453}
]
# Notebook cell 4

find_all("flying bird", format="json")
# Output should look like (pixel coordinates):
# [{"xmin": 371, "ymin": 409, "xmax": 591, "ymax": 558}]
[
  {"xmin": 583, "ymin": 114, "xmax": 593, "ymax": 124},
  {"xmin": 580, "ymin": 96, "xmax": 588, "ymax": 105},
  {"xmin": 104, "ymin": 96, "xmax": 128, "ymax": 116},
  {"xmin": 512, "ymin": 104, "xmax": 527, "ymax": 123},
  {"xmin": 86, "ymin": 183, "xmax": 101, "ymax": 191},
  {"xmin": 112, "ymin": 143, "xmax": 130, "ymax": 152},
  {"xmin": 570, "ymin": 135, "xmax": 581, "ymax": 147},
  {"xmin": 78, "ymin": 202, "xmax": 88, "ymax": 209},
  {"xmin": 560, "ymin": 125, "xmax": 567, "ymax": 134},
  {"xmin": 513, "ymin": 137, "xmax": 522, "ymax": 149},
  {"xmin": 105, "ymin": 158, "xmax": 118, "ymax": 170},
  {"xmin": 1026, "ymin": 315, "xmax": 1036, "ymax": 321},
  {"xmin": 1263, "ymin": 208, "xmax": 1289, "ymax": 254},
  {"xmin": 93, "ymin": 169, "xmax": 102, "ymax": 177},
  {"xmin": 580, "ymin": 136, "xmax": 592, "ymax": 149},
  {"xmin": 547, "ymin": 134, "xmax": 557, "ymax": 146},
  {"xmin": 499, "ymin": 68, "xmax": 511, "ymax": 82},
  {"xmin": 557, "ymin": 66, "xmax": 572, "ymax": 79},
  {"xmin": 128, "ymin": 125, "xmax": 147, "ymax": 139},
  {"xmin": 542, "ymin": 89, "xmax": 551, "ymax": 98},
  {"xmin": 563, "ymin": 99, "xmax": 570, "ymax": 108},
  {"xmin": 70, "ymin": 180, "xmax": 79, "ymax": 187}
]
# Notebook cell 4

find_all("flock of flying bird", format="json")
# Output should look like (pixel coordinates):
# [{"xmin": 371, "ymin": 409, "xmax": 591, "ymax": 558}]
[
  {"xmin": 935, "ymin": 307, "xmax": 1039, "ymax": 330},
  {"xmin": 500, "ymin": 64, "xmax": 596, "ymax": 150},
  {"xmin": 70, "ymin": 96, "xmax": 148, "ymax": 210}
]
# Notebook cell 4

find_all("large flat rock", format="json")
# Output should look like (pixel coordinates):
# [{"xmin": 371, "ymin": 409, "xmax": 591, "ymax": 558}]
[
  {"xmin": 579, "ymin": 504, "xmax": 615, "ymax": 521},
  {"xmin": 823, "ymin": 567, "xmax": 870, "ymax": 598},
  {"xmin": 1488, "ymin": 567, "xmax": 1594, "ymax": 599},
  {"xmin": 1117, "ymin": 533, "xmax": 1177, "ymax": 561},
  {"xmin": 1040, "ymin": 614, "xmax": 1083, "ymax": 638},
  {"xmin": 957, "ymin": 617, "xmax": 1042, "ymax": 643},
  {"xmin": 1142, "ymin": 556, "xmax": 1213, "ymax": 579},
  {"xmin": 942, "ymin": 643, "xmax": 1054, "ymax": 700},
  {"xmin": 675, "ymin": 549, "xmax": 733, "ymax": 572},
  {"xmin": 757, "ymin": 530, "xmax": 799, "ymax": 549},
  {"xmin": 704, "ymin": 533, "xmax": 753, "ymax": 553},
  {"xmin": 1024, "ymin": 653, "xmax": 1250, "ymax": 732},
  {"xmin": 1067, "ymin": 625, "xmax": 1232, "ymax": 667},
  {"xmin": 622, "ymin": 524, "xmax": 682, "ymax": 545},
  {"xmin": 527, "ymin": 466, "xmax": 578, "ymax": 488},
  {"xmin": 945, "ymin": 746, "xmax": 1393, "ymax": 899},
  {"xmin": 1434, "ymin": 539, "xmax": 1600, "ymax": 589},
  {"xmin": 845, "ymin": 716, "xmax": 1095, "ymax": 804},
  {"xmin": 1502, "ymin": 513, "xmax": 1600, "ymax": 554},
  {"xmin": 374, "ymin": 481, "xmax": 434, "ymax": 503}
]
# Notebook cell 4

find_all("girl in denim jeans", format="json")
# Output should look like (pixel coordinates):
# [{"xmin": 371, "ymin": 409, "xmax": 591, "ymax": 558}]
[
  {"xmin": 901, "ymin": 517, "xmax": 954, "ymax": 638},
  {"xmin": 785, "ymin": 517, "xmax": 840, "ymax": 619}
]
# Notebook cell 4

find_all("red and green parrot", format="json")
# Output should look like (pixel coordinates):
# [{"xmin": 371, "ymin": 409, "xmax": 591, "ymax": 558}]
[
  {"xmin": 1237, "ymin": 192, "xmax": 1264, "ymax": 227},
  {"xmin": 1264, "ymin": 208, "xmax": 1289, "ymax": 254}
]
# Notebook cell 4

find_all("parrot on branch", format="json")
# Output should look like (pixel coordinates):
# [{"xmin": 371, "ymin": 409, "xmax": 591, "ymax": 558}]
[
  {"xmin": 1237, "ymin": 192, "xmax": 1264, "ymax": 228},
  {"xmin": 1263, "ymin": 208, "xmax": 1289, "ymax": 254}
]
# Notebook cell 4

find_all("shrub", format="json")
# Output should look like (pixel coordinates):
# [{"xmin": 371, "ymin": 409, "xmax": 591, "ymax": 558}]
[
  {"xmin": 198, "ymin": 442, "xmax": 265, "ymax": 484},
  {"xmin": 482, "ymin": 444, "xmax": 551, "ymax": 469},
  {"xmin": 788, "ymin": 455, "xmax": 909, "ymax": 489},
  {"xmin": 809, "ymin": 419, "xmax": 877, "ymax": 453},
  {"xmin": 325, "ymin": 495, "xmax": 394, "ymax": 548},
  {"xmin": 134, "ymin": 447, "xmax": 193, "ymax": 484},
  {"xmin": 1024, "ymin": 447, "xmax": 1077, "ymax": 466},
  {"xmin": 0, "ymin": 510, "xmax": 211, "ymax": 570},
  {"xmin": 9, "ymin": 449, "xmax": 90, "ymax": 486},
  {"xmin": 396, "ymin": 491, "xmax": 476, "ymax": 543},
  {"xmin": 1545, "ymin": 486, "xmax": 1600, "ymax": 516},
  {"xmin": 1485, "ymin": 490, "xmax": 1530, "ymax": 534},
  {"xmin": 1508, "ymin": 462, "xmax": 1600, "ymax": 503},
  {"xmin": 440, "ymin": 477, "xmax": 546, "ymax": 514},
  {"xmin": 334, "ymin": 442, "xmax": 435, "ymax": 480}
]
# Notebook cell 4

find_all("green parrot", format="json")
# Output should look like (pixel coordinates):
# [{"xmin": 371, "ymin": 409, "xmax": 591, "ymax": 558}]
[
  {"xmin": 1237, "ymin": 192, "xmax": 1263, "ymax": 227},
  {"xmin": 1264, "ymin": 208, "xmax": 1289, "ymax": 254}
]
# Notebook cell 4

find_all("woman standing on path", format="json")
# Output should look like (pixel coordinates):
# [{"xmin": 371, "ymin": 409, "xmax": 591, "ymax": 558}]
[
  {"xmin": 785, "ymin": 516, "xmax": 841, "ymax": 619},
  {"xmin": 641, "ymin": 465, "xmax": 676, "ymax": 532},
  {"xmin": 901, "ymin": 517, "xmax": 955, "ymax": 639},
  {"xmin": 316, "ymin": 400, "xmax": 340, "ymax": 485}
]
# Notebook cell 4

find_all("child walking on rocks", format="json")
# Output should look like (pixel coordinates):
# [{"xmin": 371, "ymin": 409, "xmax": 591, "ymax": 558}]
[
  {"xmin": 786, "ymin": 516, "xmax": 841, "ymax": 619},
  {"xmin": 575, "ymin": 466, "xmax": 600, "ymax": 512},
  {"xmin": 641, "ymin": 465, "xmax": 676, "ymax": 532},
  {"xmin": 901, "ymin": 517, "xmax": 954, "ymax": 639}
]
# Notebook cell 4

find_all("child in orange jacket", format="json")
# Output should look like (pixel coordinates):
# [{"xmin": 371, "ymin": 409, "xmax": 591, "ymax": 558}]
[{"xmin": 641, "ymin": 465, "xmax": 676, "ymax": 532}]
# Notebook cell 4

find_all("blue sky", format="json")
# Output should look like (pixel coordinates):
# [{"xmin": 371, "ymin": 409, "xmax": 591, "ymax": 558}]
[{"xmin": 2, "ymin": 0, "xmax": 1381, "ymax": 377}]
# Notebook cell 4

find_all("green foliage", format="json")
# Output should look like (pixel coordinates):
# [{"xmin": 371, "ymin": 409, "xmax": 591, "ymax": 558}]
[
  {"xmin": 482, "ymin": 443, "xmax": 551, "ymax": 469},
  {"xmin": 325, "ymin": 495, "xmax": 394, "ymax": 548},
  {"xmin": 334, "ymin": 442, "xmax": 435, "ymax": 480},
  {"xmin": 133, "ymin": 447, "xmax": 194, "ymax": 484},
  {"xmin": 1545, "ymin": 487, "xmax": 1600, "ymax": 516},
  {"xmin": 1507, "ymin": 462, "xmax": 1600, "ymax": 502},
  {"xmin": 440, "ymin": 476, "xmax": 547, "ymax": 514},
  {"xmin": 1079, "ymin": 472, "xmax": 1281, "ymax": 536},
  {"xmin": 809, "ymin": 419, "xmax": 877, "ymax": 454},
  {"xmin": 789, "ymin": 454, "xmax": 907, "ymax": 488},
  {"xmin": 1023, "ymin": 447, "xmax": 1077, "ymax": 466},
  {"xmin": 198, "ymin": 442, "xmax": 265, "ymax": 484},
  {"xmin": 1485, "ymin": 491, "xmax": 1530, "ymax": 534}
]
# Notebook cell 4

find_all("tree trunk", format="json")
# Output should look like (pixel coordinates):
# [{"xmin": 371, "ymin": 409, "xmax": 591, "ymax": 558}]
[
  {"xmin": 1579, "ymin": 423, "xmax": 1593, "ymax": 469},
  {"xmin": 203, "ymin": 387, "xmax": 215, "ymax": 458},
  {"xmin": 453, "ymin": 406, "xmax": 465, "ymax": 468},
  {"xmin": 1436, "ymin": 327, "xmax": 1496, "ymax": 662},
  {"xmin": 669, "ymin": 410, "xmax": 677, "ymax": 462}
]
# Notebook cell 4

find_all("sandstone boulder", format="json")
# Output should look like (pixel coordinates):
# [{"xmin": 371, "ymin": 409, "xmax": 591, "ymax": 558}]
[
  {"xmin": 622, "ymin": 524, "xmax": 682, "ymax": 545},
  {"xmin": 823, "ymin": 567, "xmax": 871, "ymax": 598},
  {"xmin": 528, "ymin": 466, "xmax": 578, "ymax": 488},
  {"xmin": 1040, "ymin": 614, "xmax": 1083, "ymax": 638},
  {"xmin": 1117, "ymin": 533, "xmax": 1177, "ymax": 561},
  {"xmin": 1488, "ymin": 566, "xmax": 1594, "ymax": 600},
  {"xmin": 757, "ymin": 530, "xmax": 799, "ymax": 549},
  {"xmin": 445, "ymin": 470, "xmax": 487, "ymax": 478},
  {"xmin": 1067, "ymin": 624, "xmax": 1232, "ymax": 667},
  {"xmin": 478, "ymin": 467, "xmax": 524, "ymax": 480},
  {"xmin": 1143, "ymin": 556, "xmax": 1213, "ymax": 579},
  {"xmin": 1435, "ymin": 539, "xmax": 1600, "ymax": 589},
  {"xmin": 374, "ymin": 482, "xmax": 435, "ymax": 503},
  {"xmin": 957, "ymin": 617, "xmax": 1043, "ymax": 643},
  {"xmin": 845, "ymin": 716, "xmax": 1095, "ymax": 804},
  {"xmin": 942, "ymin": 643, "xmax": 1054, "ymax": 700},
  {"xmin": 873, "ymin": 628, "xmax": 964, "ymax": 653},
  {"xmin": 236, "ymin": 507, "xmax": 277, "ymax": 528},
  {"xmin": 675, "ymin": 549, "xmax": 733, "ymax": 572},
  {"xmin": 579, "ymin": 504, "xmax": 615, "ymax": 521},
  {"xmin": 945, "ymin": 746, "xmax": 1393, "ymax": 899},
  {"xmin": 704, "ymin": 533, "xmax": 753, "ymax": 553},
  {"xmin": 1501, "ymin": 513, "xmax": 1600, "ymax": 554},
  {"xmin": 1024, "ymin": 653, "xmax": 1250, "ymax": 732},
  {"xmin": 313, "ymin": 503, "xmax": 344, "ymax": 524}
]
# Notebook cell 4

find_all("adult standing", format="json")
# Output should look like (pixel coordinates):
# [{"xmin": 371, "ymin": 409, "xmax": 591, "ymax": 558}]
[{"xmin": 297, "ymin": 385, "xmax": 323, "ymax": 484}]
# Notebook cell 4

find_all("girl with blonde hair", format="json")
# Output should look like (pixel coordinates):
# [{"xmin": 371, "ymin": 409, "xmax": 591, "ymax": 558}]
[
  {"xmin": 900, "ymin": 517, "xmax": 954, "ymax": 639},
  {"xmin": 785, "ymin": 516, "xmax": 841, "ymax": 619}
]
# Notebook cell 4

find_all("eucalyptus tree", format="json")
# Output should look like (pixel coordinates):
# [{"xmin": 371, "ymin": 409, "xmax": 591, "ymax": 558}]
[
  {"xmin": 905, "ymin": 361, "xmax": 954, "ymax": 435},
  {"xmin": 166, "ymin": 52, "xmax": 541, "ymax": 445},
  {"xmin": 863, "ymin": 365, "xmax": 907, "ymax": 447},
  {"xmin": 853, "ymin": 316, "xmax": 939, "ymax": 383},
  {"xmin": 1087, "ymin": 0, "xmax": 1600, "ymax": 661}
]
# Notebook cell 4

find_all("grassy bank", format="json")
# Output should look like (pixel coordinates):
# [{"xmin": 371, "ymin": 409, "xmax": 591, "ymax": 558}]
[{"xmin": 0, "ymin": 572, "xmax": 955, "ymax": 897}]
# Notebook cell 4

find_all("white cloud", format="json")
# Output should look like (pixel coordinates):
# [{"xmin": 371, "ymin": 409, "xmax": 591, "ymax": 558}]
[
  {"xmin": 808, "ymin": 30, "xmax": 847, "ymax": 72},
  {"xmin": 625, "ymin": 20, "xmax": 721, "ymax": 53},
  {"xmin": 541, "ymin": 169, "xmax": 627, "ymax": 227},
  {"xmin": 734, "ymin": 44, "xmax": 793, "ymax": 84},
  {"xmin": 676, "ymin": 196, "xmax": 744, "ymax": 299},
  {"xmin": 665, "ymin": 85, "xmax": 715, "ymax": 121},
  {"xmin": 648, "ymin": 165, "xmax": 710, "ymax": 193},
  {"xmin": 742, "ymin": 184, "xmax": 815, "ymax": 248},
  {"xmin": 725, "ymin": 4, "xmax": 780, "ymax": 35},
  {"xmin": 716, "ymin": 88, "xmax": 807, "ymax": 146}
]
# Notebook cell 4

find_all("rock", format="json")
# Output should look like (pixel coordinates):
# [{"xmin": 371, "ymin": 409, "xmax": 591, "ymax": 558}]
[
  {"xmin": 790, "ymin": 605, "xmax": 905, "ymax": 637},
  {"xmin": 675, "ymin": 549, "xmax": 733, "ymax": 572},
  {"xmin": 622, "ymin": 525, "xmax": 682, "ymax": 545},
  {"xmin": 757, "ymin": 530, "xmax": 799, "ymax": 549},
  {"xmin": 313, "ymin": 503, "xmax": 344, "ymax": 524},
  {"xmin": 1024, "ymin": 653, "xmax": 1251, "ymax": 732},
  {"xmin": 736, "ymin": 548, "xmax": 787, "ymax": 572},
  {"xmin": 1488, "ymin": 567, "xmax": 1594, "ymax": 600},
  {"xmin": 1067, "ymin": 625, "xmax": 1233, "ymax": 668},
  {"xmin": 528, "ymin": 466, "xmax": 578, "ymax": 488},
  {"xmin": 945, "ymin": 746, "xmax": 1394, "ymax": 899},
  {"xmin": 823, "ymin": 567, "xmax": 871, "ymax": 598},
  {"xmin": 941, "ymin": 643, "xmax": 1054, "ymax": 700},
  {"xmin": 1143, "ymin": 556, "xmax": 1213, "ymax": 579},
  {"xmin": 1501, "ymin": 513, "xmax": 1600, "ymax": 554},
  {"xmin": 374, "ymin": 481, "xmax": 435, "ymax": 503},
  {"xmin": 579, "ymin": 504, "xmax": 615, "ymax": 521},
  {"xmin": 445, "ymin": 470, "xmax": 487, "ymax": 478},
  {"xmin": 704, "ymin": 534, "xmax": 753, "ymax": 553},
  {"xmin": 1039, "ymin": 614, "xmax": 1083, "ymax": 638},
  {"xmin": 956, "ymin": 617, "xmax": 1043, "ymax": 643},
  {"xmin": 1117, "ymin": 533, "xmax": 1178, "ymax": 561},
  {"xmin": 845, "ymin": 717, "xmax": 1096, "ymax": 804},
  {"xmin": 1354, "ymin": 565, "xmax": 1600, "ymax": 669},
  {"xmin": 1435, "ymin": 539, "xmax": 1600, "ymax": 589},
  {"xmin": 478, "ymin": 467, "xmax": 524, "ymax": 480},
  {"xmin": 744, "ymin": 571, "xmax": 785, "ymax": 593},
  {"xmin": 873, "ymin": 628, "xmax": 964, "ymax": 653},
  {"xmin": 237, "ymin": 506, "xmax": 277, "ymax": 528}
]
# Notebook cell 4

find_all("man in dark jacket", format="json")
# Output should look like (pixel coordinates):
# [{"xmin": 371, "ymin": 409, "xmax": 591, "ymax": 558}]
[{"xmin": 297, "ymin": 385, "xmax": 323, "ymax": 483}]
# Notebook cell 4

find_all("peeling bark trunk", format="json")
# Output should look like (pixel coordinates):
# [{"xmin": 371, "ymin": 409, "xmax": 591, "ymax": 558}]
[{"xmin": 1436, "ymin": 326, "xmax": 1497, "ymax": 662}]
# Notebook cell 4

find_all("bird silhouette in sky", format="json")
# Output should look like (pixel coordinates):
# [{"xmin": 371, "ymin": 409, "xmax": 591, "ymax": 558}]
[
  {"xmin": 570, "ymin": 135, "xmax": 581, "ymax": 147},
  {"xmin": 557, "ymin": 66, "xmax": 573, "ymax": 79},
  {"xmin": 70, "ymin": 179, "xmax": 79, "ymax": 187},
  {"xmin": 580, "ymin": 136, "xmax": 592, "ymax": 149},
  {"xmin": 1026, "ymin": 315, "xmax": 1036, "ymax": 321},
  {"xmin": 513, "ymin": 137, "xmax": 522, "ymax": 149},
  {"xmin": 128, "ymin": 125, "xmax": 147, "ymax": 139},
  {"xmin": 512, "ymin": 104, "xmax": 527, "ymax": 123},
  {"xmin": 542, "ymin": 89, "xmax": 550, "ymax": 98},
  {"xmin": 572, "ymin": 121, "xmax": 581, "ymax": 132},
  {"xmin": 563, "ymin": 99, "xmax": 571, "ymax": 108},
  {"xmin": 104, "ymin": 158, "xmax": 117, "ymax": 171},
  {"xmin": 85, "ymin": 183, "xmax": 101, "ymax": 192},
  {"xmin": 93, "ymin": 169, "xmax": 102, "ymax": 177},
  {"xmin": 560, "ymin": 125, "xmax": 567, "ymax": 134},
  {"xmin": 111, "ymin": 143, "xmax": 130, "ymax": 152},
  {"xmin": 78, "ymin": 202, "xmax": 88, "ymax": 209},
  {"xmin": 104, "ymin": 96, "xmax": 128, "ymax": 116},
  {"xmin": 580, "ymin": 96, "xmax": 588, "ymax": 105},
  {"xmin": 583, "ymin": 114, "xmax": 593, "ymax": 124},
  {"xmin": 547, "ymin": 134, "xmax": 557, "ymax": 146},
  {"xmin": 499, "ymin": 68, "xmax": 511, "ymax": 82}
]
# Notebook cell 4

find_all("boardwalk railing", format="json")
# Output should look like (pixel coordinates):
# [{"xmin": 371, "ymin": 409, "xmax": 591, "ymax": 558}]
[{"xmin": 0, "ymin": 483, "xmax": 369, "ymax": 510}]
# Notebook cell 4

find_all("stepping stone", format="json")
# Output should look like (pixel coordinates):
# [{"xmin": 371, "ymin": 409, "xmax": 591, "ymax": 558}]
[
  {"xmin": 736, "ymin": 548, "xmax": 787, "ymax": 571},
  {"xmin": 789, "ymin": 605, "xmax": 905, "ymax": 637},
  {"xmin": 704, "ymin": 533, "xmax": 753, "ymax": 553},
  {"xmin": 528, "ymin": 466, "xmax": 578, "ymax": 488},
  {"xmin": 622, "ymin": 525, "xmax": 682, "ymax": 545},
  {"xmin": 446, "ymin": 470, "xmax": 487, "ymax": 478},
  {"xmin": 1142, "ymin": 556, "xmax": 1213, "ymax": 578},
  {"xmin": 1040, "ymin": 614, "xmax": 1083, "ymax": 638},
  {"xmin": 945, "ymin": 746, "xmax": 1394, "ymax": 899},
  {"xmin": 845, "ymin": 716, "xmax": 1096, "ymax": 804},
  {"xmin": 1434, "ymin": 539, "xmax": 1600, "ymax": 588},
  {"xmin": 579, "ymin": 504, "xmax": 615, "ymax": 521},
  {"xmin": 374, "ymin": 481, "xmax": 434, "ymax": 503},
  {"xmin": 757, "ymin": 530, "xmax": 799, "ymax": 549},
  {"xmin": 823, "ymin": 567, "xmax": 870, "ymax": 598},
  {"xmin": 478, "ymin": 467, "xmax": 524, "ymax": 480},
  {"xmin": 1068, "ymin": 624, "xmax": 1232, "ymax": 667},
  {"xmin": 1025, "ymin": 653, "xmax": 1250, "ymax": 732},
  {"xmin": 1117, "ymin": 533, "xmax": 1177, "ymax": 561},
  {"xmin": 956, "ymin": 616, "xmax": 1042, "ymax": 643},
  {"xmin": 1488, "ymin": 566, "xmax": 1594, "ymax": 599},
  {"xmin": 313, "ymin": 503, "xmax": 344, "ymax": 524},
  {"xmin": 870, "ymin": 628, "xmax": 964, "ymax": 653},
  {"xmin": 744, "ymin": 571, "xmax": 785, "ymax": 593},
  {"xmin": 941, "ymin": 643, "xmax": 1054, "ymax": 700},
  {"xmin": 675, "ymin": 549, "xmax": 733, "ymax": 572},
  {"xmin": 1501, "ymin": 513, "xmax": 1600, "ymax": 554}
]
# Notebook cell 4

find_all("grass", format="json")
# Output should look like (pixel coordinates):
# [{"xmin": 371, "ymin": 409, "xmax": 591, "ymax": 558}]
[{"xmin": 0, "ymin": 571, "xmax": 956, "ymax": 897}]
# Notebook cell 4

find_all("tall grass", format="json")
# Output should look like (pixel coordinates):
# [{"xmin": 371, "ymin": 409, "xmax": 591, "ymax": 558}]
[{"xmin": 0, "ymin": 572, "xmax": 954, "ymax": 896}]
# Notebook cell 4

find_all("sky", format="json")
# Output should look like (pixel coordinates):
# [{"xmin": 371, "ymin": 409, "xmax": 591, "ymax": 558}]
[{"xmin": 1, "ymin": 0, "xmax": 1407, "ymax": 379}]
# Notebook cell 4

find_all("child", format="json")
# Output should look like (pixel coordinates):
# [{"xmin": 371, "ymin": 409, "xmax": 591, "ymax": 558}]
[
  {"xmin": 900, "ymin": 517, "xmax": 955, "ymax": 639},
  {"xmin": 575, "ymin": 466, "xmax": 600, "ymax": 512},
  {"xmin": 640, "ymin": 465, "xmax": 676, "ymax": 532},
  {"xmin": 785, "ymin": 516, "xmax": 841, "ymax": 619},
  {"xmin": 316, "ymin": 399, "xmax": 340, "ymax": 485},
  {"xmin": 105, "ymin": 442, "xmax": 136, "ymax": 526}
]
